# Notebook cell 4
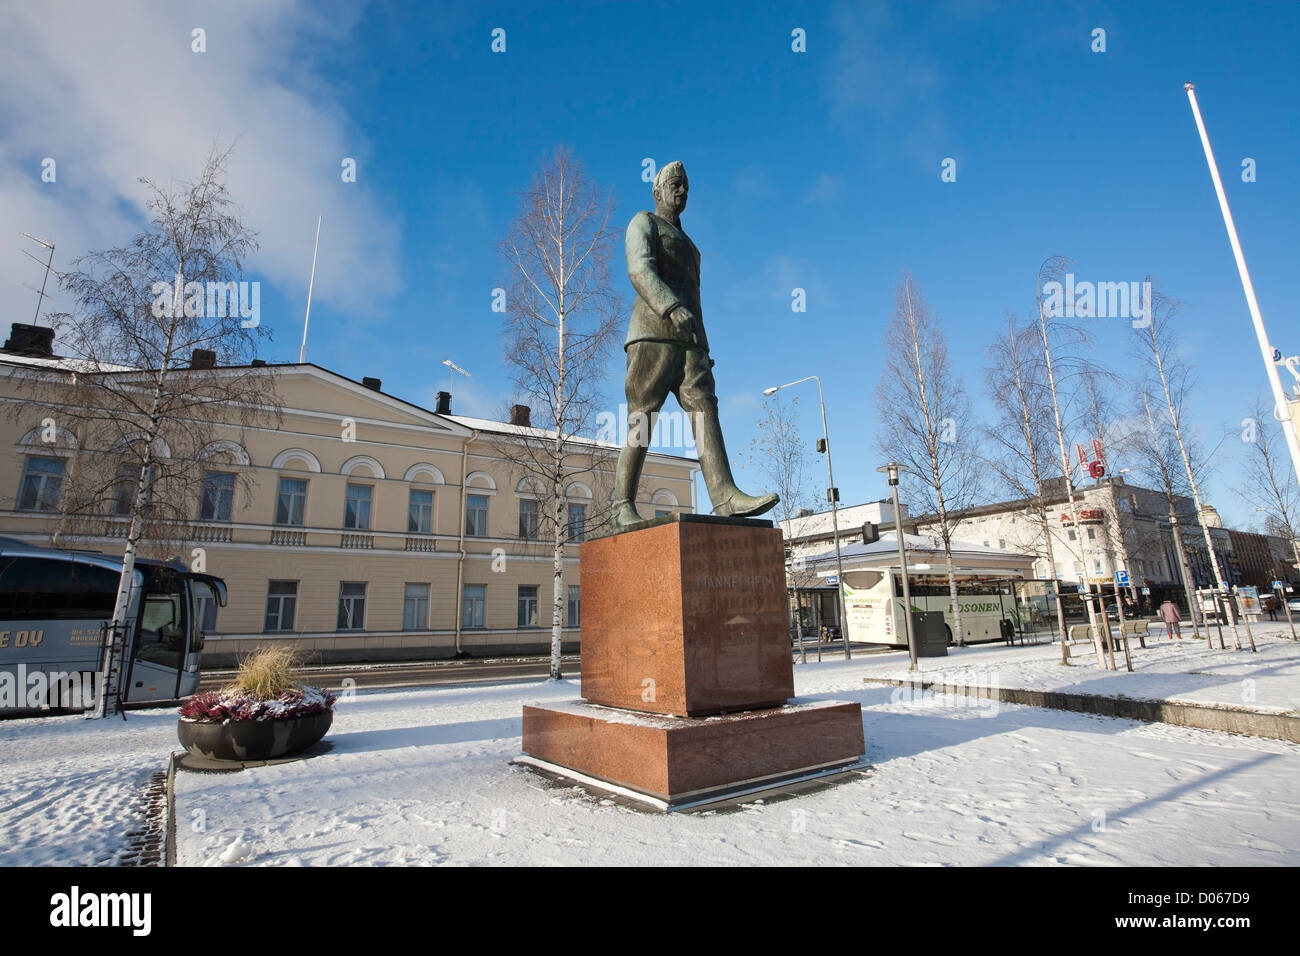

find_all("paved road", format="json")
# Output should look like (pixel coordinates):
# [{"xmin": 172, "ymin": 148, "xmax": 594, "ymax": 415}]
[
  {"xmin": 198, "ymin": 644, "xmax": 889, "ymax": 693},
  {"xmin": 196, "ymin": 655, "xmax": 585, "ymax": 693}
]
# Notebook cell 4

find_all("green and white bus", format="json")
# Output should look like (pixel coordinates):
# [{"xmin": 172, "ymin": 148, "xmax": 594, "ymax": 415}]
[
  {"xmin": 842, "ymin": 569, "xmax": 1022, "ymax": 646},
  {"xmin": 0, "ymin": 538, "xmax": 226, "ymax": 712}
]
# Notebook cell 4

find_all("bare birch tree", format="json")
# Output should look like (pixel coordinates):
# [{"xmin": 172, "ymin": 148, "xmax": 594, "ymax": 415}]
[
  {"xmin": 1034, "ymin": 256, "xmax": 1110, "ymax": 667},
  {"xmin": 1134, "ymin": 281, "xmax": 1252, "ymax": 651},
  {"xmin": 877, "ymin": 273, "xmax": 979, "ymax": 646},
  {"xmin": 1079, "ymin": 370, "xmax": 1141, "ymax": 595},
  {"xmin": 10, "ymin": 144, "xmax": 278, "ymax": 716},
  {"xmin": 1238, "ymin": 394, "xmax": 1300, "ymax": 600},
  {"xmin": 983, "ymin": 313, "xmax": 1072, "ymax": 655},
  {"xmin": 739, "ymin": 393, "xmax": 820, "ymax": 640},
  {"xmin": 499, "ymin": 147, "xmax": 621, "ymax": 680},
  {"xmin": 1131, "ymin": 385, "xmax": 1205, "ymax": 643}
]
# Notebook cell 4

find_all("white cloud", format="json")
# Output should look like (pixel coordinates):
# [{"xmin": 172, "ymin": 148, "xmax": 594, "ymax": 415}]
[{"xmin": 0, "ymin": 0, "xmax": 401, "ymax": 322}]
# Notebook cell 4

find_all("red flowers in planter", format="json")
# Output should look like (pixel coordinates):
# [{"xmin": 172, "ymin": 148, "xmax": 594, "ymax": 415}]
[{"xmin": 180, "ymin": 686, "xmax": 336, "ymax": 722}]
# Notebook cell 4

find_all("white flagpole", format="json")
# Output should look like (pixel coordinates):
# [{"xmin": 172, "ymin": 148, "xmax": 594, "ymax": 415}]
[
  {"xmin": 1184, "ymin": 83, "xmax": 1300, "ymax": 488},
  {"xmin": 299, "ymin": 215, "xmax": 322, "ymax": 364}
]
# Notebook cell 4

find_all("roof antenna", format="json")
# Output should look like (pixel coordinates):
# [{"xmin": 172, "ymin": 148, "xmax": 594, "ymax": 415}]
[
  {"xmin": 298, "ymin": 215, "xmax": 322, "ymax": 363},
  {"xmin": 443, "ymin": 358, "xmax": 471, "ymax": 393},
  {"xmin": 20, "ymin": 233, "xmax": 55, "ymax": 325}
]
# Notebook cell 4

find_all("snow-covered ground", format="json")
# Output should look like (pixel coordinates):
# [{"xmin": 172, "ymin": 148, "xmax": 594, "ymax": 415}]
[
  {"xmin": 856, "ymin": 622, "xmax": 1300, "ymax": 714},
  {"xmin": 5, "ymin": 633, "xmax": 1299, "ymax": 867},
  {"xmin": 0, "ymin": 708, "xmax": 176, "ymax": 866}
]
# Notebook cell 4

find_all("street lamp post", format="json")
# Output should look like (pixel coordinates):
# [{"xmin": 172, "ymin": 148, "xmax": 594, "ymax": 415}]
[
  {"xmin": 878, "ymin": 462, "xmax": 918, "ymax": 670},
  {"xmin": 764, "ymin": 376, "xmax": 850, "ymax": 660}
]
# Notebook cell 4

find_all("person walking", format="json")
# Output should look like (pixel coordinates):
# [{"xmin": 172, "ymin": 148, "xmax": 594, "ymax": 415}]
[{"xmin": 1159, "ymin": 599, "xmax": 1182, "ymax": 640}]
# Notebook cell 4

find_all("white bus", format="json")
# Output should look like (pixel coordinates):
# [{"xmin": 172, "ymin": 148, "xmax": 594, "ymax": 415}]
[
  {"xmin": 0, "ymin": 538, "xmax": 226, "ymax": 712},
  {"xmin": 842, "ymin": 569, "xmax": 1022, "ymax": 647}
]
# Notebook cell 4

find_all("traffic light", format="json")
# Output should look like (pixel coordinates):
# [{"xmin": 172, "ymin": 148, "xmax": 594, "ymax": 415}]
[{"xmin": 816, "ymin": 438, "xmax": 827, "ymax": 453}]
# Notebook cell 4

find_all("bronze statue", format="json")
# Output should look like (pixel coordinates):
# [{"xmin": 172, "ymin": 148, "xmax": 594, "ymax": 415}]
[{"xmin": 611, "ymin": 161, "xmax": 778, "ymax": 531}]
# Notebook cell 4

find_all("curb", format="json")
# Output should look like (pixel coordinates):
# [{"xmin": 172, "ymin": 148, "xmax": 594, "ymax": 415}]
[
  {"xmin": 164, "ymin": 752, "xmax": 178, "ymax": 867},
  {"xmin": 862, "ymin": 677, "xmax": 1300, "ymax": 744}
]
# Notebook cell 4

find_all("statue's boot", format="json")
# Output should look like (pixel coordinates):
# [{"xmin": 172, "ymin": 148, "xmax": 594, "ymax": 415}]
[
  {"xmin": 694, "ymin": 406, "xmax": 779, "ymax": 519},
  {"xmin": 610, "ymin": 440, "xmax": 648, "ymax": 532}
]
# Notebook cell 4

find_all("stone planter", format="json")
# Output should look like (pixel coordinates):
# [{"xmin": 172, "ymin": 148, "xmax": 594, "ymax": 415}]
[{"xmin": 178, "ymin": 709, "xmax": 333, "ymax": 762}]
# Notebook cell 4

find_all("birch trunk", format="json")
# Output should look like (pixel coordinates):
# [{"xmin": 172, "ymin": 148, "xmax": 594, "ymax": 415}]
[{"xmin": 1144, "ymin": 310, "xmax": 1248, "ymax": 651}]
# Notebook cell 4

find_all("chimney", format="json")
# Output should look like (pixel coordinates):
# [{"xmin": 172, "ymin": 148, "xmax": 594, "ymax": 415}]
[
  {"xmin": 435, "ymin": 391, "xmax": 451, "ymax": 415},
  {"xmin": 190, "ymin": 349, "xmax": 217, "ymax": 369},
  {"xmin": 3, "ymin": 323, "xmax": 55, "ymax": 358},
  {"xmin": 362, "ymin": 376, "xmax": 382, "ymax": 391},
  {"xmin": 509, "ymin": 404, "xmax": 531, "ymax": 427}
]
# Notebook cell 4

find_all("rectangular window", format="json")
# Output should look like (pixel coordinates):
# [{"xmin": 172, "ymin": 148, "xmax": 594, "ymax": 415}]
[
  {"xmin": 18, "ymin": 456, "xmax": 66, "ymax": 512},
  {"xmin": 518, "ymin": 585, "xmax": 539, "ymax": 628},
  {"xmin": 567, "ymin": 585, "xmax": 580, "ymax": 627},
  {"xmin": 1093, "ymin": 559, "xmax": 1102, "ymax": 574},
  {"xmin": 1067, "ymin": 529, "xmax": 1077, "ymax": 541},
  {"xmin": 199, "ymin": 471, "xmax": 236, "ymax": 521},
  {"xmin": 519, "ymin": 498, "xmax": 539, "ymax": 539},
  {"xmin": 466, "ymin": 495, "xmax": 489, "ymax": 537},
  {"xmin": 408, "ymin": 489, "xmax": 434, "ymax": 533},
  {"xmin": 1087, "ymin": 527, "xmax": 1096, "ymax": 541},
  {"xmin": 337, "ymin": 582, "xmax": 366, "ymax": 630},
  {"xmin": 275, "ymin": 478, "xmax": 307, "ymax": 526},
  {"xmin": 998, "ymin": 538, "xmax": 1007, "ymax": 550},
  {"xmin": 567, "ymin": 503, "xmax": 587, "ymax": 542},
  {"xmin": 655, "ymin": 509, "xmax": 671, "ymax": 519},
  {"xmin": 462, "ymin": 584, "xmax": 486, "ymax": 629},
  {"xmin": 264, "ymin": 581, "xmax": 297, "ymax": 632},
  {"xmin": 344, "ymin": 484, "xmax": 373, "ymax": 530},
  {"xmin": 403, "ymin": 583, "xmax": 429, "ymax": 630}
]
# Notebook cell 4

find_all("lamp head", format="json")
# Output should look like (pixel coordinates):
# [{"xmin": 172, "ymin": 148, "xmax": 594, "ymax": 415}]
[
  {"xmin": 877, "ymin": 461, "xmax": 905, "ymax": 486},
  {"xmin": 762, "ymin": 386, "xmax": 779, "ymax": 396}
]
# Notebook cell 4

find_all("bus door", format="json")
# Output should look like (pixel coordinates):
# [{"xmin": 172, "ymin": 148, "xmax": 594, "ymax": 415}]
[
  {"xmin": 185, "ymin": 574, "xmax": 226, "ymax": 679},
  {"xmin": 127, "ymin": 585, "xmax": 188, "ymax": 702}
]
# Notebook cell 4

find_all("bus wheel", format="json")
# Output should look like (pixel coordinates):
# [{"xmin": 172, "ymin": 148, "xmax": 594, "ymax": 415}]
[{"xmin": 944, "ymin": 624, "xmax": 953, "ymax": 646}]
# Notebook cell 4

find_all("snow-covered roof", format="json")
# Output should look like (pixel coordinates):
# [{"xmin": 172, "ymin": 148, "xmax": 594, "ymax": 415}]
[
  {"xmin": 801, "ymin": 530, "xmax": 1037, "ymax": 576},
  {"xmin": 445, "ymin": 414, "xmax": 698, "ymax": 464},
  {"xmin": 0, "ymin": 352, "xmax": 136, "ymax": 373}
]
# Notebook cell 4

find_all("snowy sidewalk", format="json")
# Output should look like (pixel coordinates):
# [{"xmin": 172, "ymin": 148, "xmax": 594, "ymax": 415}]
[
  {"xmin": 856, "ymin": 623, "xmax": 1300, "ymax": 718},
  {"xmin": 170, "ymin": 661, "xmax": 1300, "ymax": 866},
  {"xmin": 6, "ymin": 635, "xmax": 1300, "ymax": 867}
]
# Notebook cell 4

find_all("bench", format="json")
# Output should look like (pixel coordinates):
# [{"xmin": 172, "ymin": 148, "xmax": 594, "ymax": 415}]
[
  {"xmin": 1120, "ymin": 618, "xmax": 1151, "ymax": 647},
  {"xmin": 1068, "ymin": 624, "xmax": 1093, "ymax": 643}
]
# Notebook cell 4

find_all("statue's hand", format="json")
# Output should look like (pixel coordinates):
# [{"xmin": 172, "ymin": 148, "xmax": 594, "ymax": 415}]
[{"xmin": 669, "ymin": 307, "xmax": 696, "ymax": 343}]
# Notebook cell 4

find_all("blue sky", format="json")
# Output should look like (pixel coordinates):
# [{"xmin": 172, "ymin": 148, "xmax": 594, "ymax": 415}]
[{"xmin": 3, "ymin": 0, "xmax": 1298, "ymax": 531}]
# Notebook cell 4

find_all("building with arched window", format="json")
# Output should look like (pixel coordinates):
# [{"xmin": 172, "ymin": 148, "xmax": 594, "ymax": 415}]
[{"xmin": 0, "ymin": 327, "xmax": 697, "ymax": 664}]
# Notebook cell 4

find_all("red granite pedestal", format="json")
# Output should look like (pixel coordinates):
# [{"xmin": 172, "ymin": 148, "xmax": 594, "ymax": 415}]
[{"xmin": 519, "ymin": 514, "xmax": 865, "ymax": 809}]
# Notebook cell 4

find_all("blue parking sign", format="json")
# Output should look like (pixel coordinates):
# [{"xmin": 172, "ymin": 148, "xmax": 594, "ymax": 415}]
[{"xmin": 1116, "ymin": 570, "xmax": 1130, "ymax": 587}]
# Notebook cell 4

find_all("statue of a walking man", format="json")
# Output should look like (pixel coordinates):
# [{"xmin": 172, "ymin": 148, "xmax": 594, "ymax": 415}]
[{"xmin": 611, "ymin": 161, "xmax": 778, "ymax": 531}]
